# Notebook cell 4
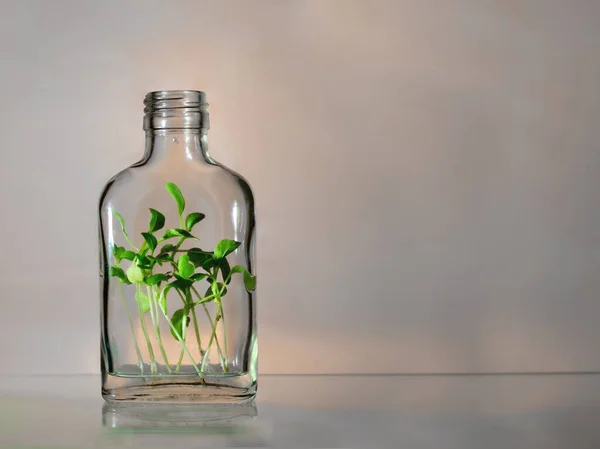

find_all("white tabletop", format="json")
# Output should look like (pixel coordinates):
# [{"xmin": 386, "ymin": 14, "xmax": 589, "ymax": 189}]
[{"xmin": 1, "ymin": 374, "xmax": 599, "ymax": 448}]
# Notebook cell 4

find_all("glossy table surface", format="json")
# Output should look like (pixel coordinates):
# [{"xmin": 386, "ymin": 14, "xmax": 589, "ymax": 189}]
[{"xmin": 1, "ymin": 374, "xmax": 600, "ymax": 448}]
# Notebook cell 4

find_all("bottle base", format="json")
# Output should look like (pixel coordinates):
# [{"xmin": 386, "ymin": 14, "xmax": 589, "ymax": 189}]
[{"xmin": 102, "ymin": 371, "xmax": 257, "ymax": 404}]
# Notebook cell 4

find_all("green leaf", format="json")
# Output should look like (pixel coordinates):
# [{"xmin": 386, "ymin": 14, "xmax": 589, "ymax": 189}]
[
  {"xmin": 135, "ymin": 254, "xmax": 154, "ymax": 269},
  {"xmin": 214, "ymin": 239, "xmax": 241, "ymax": 260},
  {"xmin": 146, "ymin": 273, "xmax": 169, "ymax": 286},
  {"xmin": 120, "ymin": 250, "xmax": 136, "ymax": 261},
  {"xmin": 114, "ymin": 211, "xmax": 125, "ymax": 230},
  {"xmin": 185, "ymin": 212, "xmax": 205, "ymax": 231},
  {"xmin": 141, "ymin": 232, "xmax": 158, "ymax": 252},
  {"xmin": 148, "ymin": 208, "xmax": 165, "ymax": 233},
  {"xmin": 165, "ymin": 182, "xmax": 185, "ymax": 217},
  {"xmin": 159, "ymin": 282, "xmax": 180, "ymax": 314},
  {"xmin": 177, "ymin": 254, "xmax": 195, "ymax": 279},
  {"xmin": 174, "ymin": 274, "xmax": 193, "ymax": 286},
  {"xmin": 113, "ymin": 211, "xmax": 131, "ymax": 241},
  {"xmin": 126, "ymin": 262, "xmax": 144, "ymax": 283},
  {"xmin": 163, "ymin": 228, "xmax": 196, "ymax": 240},
  {"xmin": 172, "ymin": 277, "xmax": 193, "ymax": 291},
  {"xmin": 135, "ymin": 290, "xmax": 151, "ymax": 313},
  {"xmin": 187, "ymin": 248, "xmax": 214, "ymax": 270},
  {"xmin": 230, "ymin": 265, "xmax": 257, "ymax": 291},
  {"xmin": 170, "ymin": 308, "xmax": 190, "ymax": 340},
  {"xmin": 158, "ymin": 244, "xmax": 177, "ymax": 254},
  {"xmin": 109, "ymin": 266, "xmax": 131, "ymax": 284},
  {"xmin": 109, "ymin": 266, "xmax": 125, "ymax": 278},
  {"xmin": 220, "ymin": 259, "xmax": 231, "ymax": 283},
  {"xmin": 155, "ymin": 253, "xmax": 172, "ymax": 266},
  {"xmin": 112, "ymin": 245, "xmax": 125, "ymax": 261},
  {"xmin": 190, "ymin": 273, "xmax": 208, "ymax": 282}
]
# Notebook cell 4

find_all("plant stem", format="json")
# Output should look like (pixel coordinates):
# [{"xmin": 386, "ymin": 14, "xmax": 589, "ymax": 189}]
[
  {"xmin": 200, "ymin": 302, "xmax": 222, "ymax": 374},
  {"xmin": 191, "ymin": 309, "xmax": 204, "ymax": 359},
  {"xmin": 190, "ymin": 286, "xmax": 226, "ymax": 368},
  {"xmin": 147, "ymin": 286, "xmax": 172, "ymax": 373},
  {"xmin": 203, "ymin": 303, "xmax": 226, "ymax": 368},
  {"xmin": 173, "ymin": 288, "xmax": 187, "ymax": 372},
  {"xmin": 168, "ymin": 235, "xmax": 188, "ymax": 366},
  {"xmin": 172, "ymin": 237, "xmax": 185, "ymax": 258},
  {"xmin": 220, "ymin": 301, "xmax": 230, "ymax": 373},
  {"xmin": 121, "ymin": 233, "xmax": 138, "ymax": 252},
  {"xmin": 158, "ymin": 307, "xmax": 203, "ymax": 380},
  {"xmin": 119, "ymin": 282, "xmax": 144, "ymax": 374},
  {"xmin": 191, "ymin": 293, "xmax": 216, "ymax": 307},
  {"xmin": 175, "ymin": 314, "xmax": 187, "ymax": 372},
  {"xmin": 174, "ymin": 287, "xmax": 187, "ymax": 305},
  {"xmin": 136, "ymin": 283, "xmax": 157, "ymax": 374},
  {"xmin": 213, "ymin": 275, "xmax": 230, "ymax": 372},
  {"xmin": 175, "ymin": 348, "xmax": 185, "ymax": 372}
]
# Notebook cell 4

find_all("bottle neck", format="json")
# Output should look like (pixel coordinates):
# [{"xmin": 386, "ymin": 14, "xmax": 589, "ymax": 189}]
[
  {"xmin": 143, "ymin": 130, "xmax": 212, "ymax": 164},
  {"xmin": 141, "ymin": 91, "xmax": 212, "ymax": 165}
]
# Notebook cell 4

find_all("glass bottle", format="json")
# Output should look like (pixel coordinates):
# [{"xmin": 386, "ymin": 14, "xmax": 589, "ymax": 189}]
[{"xmin": 98, "ymin": 91, "xmax": 257, "ymax": 403}]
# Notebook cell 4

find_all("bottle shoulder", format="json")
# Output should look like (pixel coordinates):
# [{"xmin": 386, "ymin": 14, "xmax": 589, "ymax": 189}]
[
  {"xmin": 99, "ymin": 160, "xmax": 255, "ymax": 211},
  {"xmin": 212, "ymin": 161, "xmax": 255, "ymax": 202}
]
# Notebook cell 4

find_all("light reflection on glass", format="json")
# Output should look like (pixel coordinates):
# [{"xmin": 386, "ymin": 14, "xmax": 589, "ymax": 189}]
[
  {"xmin": 185, "ymin": 134, "xmax": 193, "ymax": 160},
  {"xmin": 107, "ymin": 206, "xmax": 115, "ymax": 251},
  {"xmin": 232, "ymin": 200, "xmax": 240, "ymax": 241}
]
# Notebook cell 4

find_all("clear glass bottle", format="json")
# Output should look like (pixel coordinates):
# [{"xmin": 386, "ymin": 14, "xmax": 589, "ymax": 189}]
[{"xmin": 98, "ymin": 91, "xmax": 257, "ymax": 403}]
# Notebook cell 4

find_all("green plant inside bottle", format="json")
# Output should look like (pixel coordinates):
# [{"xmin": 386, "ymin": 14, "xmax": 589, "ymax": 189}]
[{"xmin": 108, "ymin": 182, "xmax": 256, "ymax": 381}]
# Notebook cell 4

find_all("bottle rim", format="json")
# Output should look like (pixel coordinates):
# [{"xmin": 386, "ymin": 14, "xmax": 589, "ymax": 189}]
[{"xmin": 143, "ymin": 90, "xmax": 209, "ymax": 131}]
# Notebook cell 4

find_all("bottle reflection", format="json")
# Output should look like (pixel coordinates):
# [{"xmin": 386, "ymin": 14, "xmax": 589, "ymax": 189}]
[{"xmin": 102, "ymin": 401, "xmax": 258, "ymax": 434}]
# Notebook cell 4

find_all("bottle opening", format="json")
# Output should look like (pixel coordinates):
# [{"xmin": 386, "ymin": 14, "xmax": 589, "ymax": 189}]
[{"xmin": 143, "ymin": 90, "xmax": 209, "ymax": 131}]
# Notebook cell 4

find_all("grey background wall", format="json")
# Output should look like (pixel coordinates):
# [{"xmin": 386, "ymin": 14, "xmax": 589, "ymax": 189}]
[{"xmin": 1, "ymin": 0, "xmax": 600, "ymax": 375}]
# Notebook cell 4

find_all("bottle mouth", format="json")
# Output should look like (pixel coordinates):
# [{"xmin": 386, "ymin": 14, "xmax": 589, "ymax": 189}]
[{"xmin": 143, "ymin": 90, "xmax": 209, "ymax": 131}]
